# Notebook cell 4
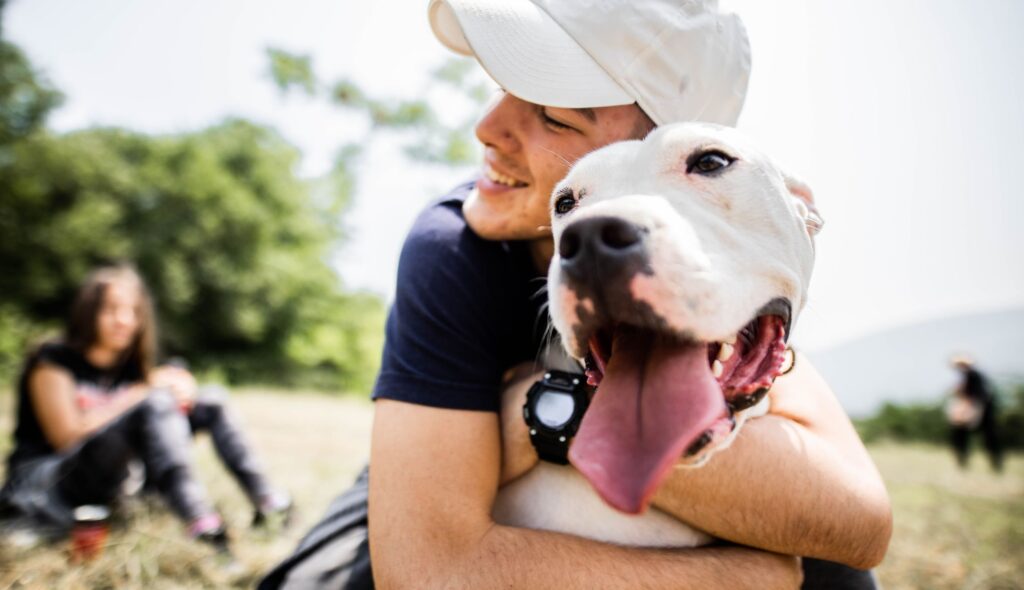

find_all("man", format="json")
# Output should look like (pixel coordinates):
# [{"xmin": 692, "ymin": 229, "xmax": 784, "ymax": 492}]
[
  {"xmin": 260, "ymin": 1, "xmax": 891, "ymax": 588},
  {"xmin": 948, "ymin": 355, "xmax": 1003, "ymax": 472}
]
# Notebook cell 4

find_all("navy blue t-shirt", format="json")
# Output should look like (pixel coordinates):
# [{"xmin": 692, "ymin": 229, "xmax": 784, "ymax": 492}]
[{"xmin": 371, "ymin": 182, "xmax": 549, "ymax": 412}]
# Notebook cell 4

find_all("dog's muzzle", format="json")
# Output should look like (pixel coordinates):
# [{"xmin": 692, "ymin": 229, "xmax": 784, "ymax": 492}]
[{"xmin": 559, "ymin": 216, "xmax": 649, "ymax": 292}]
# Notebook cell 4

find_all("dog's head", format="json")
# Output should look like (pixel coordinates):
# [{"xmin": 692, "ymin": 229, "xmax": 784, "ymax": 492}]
[{"xmin": 548, "ymin": 123, "xmax": 822, "ymax": 514}]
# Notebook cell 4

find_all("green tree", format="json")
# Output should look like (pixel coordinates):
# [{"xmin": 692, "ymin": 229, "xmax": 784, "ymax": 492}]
[
  {"xmin": 0, "ymin": 40, "xmax": 62, "ymax": 147},
  {"xmin": 0, "ymin": 35, "xmax": 384, "ymax": 391},
  {"xmin": 264, "ymin": 47, "xmax": 488, "ymax": 172}
]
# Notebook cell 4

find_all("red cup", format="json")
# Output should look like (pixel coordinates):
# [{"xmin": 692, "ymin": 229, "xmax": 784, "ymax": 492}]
[{"xmin": 71, "ymin": 505, "xmax": 110, "ymax": 562}]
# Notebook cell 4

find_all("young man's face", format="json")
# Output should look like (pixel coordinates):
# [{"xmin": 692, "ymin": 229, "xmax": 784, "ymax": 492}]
[{"xmin": 466, "ymin": 92, "xmax": 653, "ymax": 242}]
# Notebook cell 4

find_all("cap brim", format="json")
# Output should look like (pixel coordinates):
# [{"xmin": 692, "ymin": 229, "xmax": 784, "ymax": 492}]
[{"xmin": 428, "ymin": 0, "xmax": 633, "ymax": 109}]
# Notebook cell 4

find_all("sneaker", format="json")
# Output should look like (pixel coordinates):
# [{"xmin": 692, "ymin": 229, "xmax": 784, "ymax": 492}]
[
  {"xmin": 189, "ymin": 513, "xmax": 230, "ymax": 553},
  {"xmin": 0, "ymin": 516, "xmax": 48, "ymax": 550},
  {"xmin": 252, "ymin": 492, "xmax": 294, "ymax": 531}
]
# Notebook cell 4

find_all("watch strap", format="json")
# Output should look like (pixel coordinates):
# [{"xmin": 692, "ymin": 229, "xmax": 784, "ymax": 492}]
[{"xmin": 530, "ymin": 429, "xmax": 571, "ymax": 465}]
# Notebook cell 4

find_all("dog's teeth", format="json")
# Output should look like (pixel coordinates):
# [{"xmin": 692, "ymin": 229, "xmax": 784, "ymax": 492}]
[
  {"xmin": 717, "ymin": 343, "xmax": 734, "ymax": 362},
  {"xmin": 712, "ymin": 360, "xmax": 724, "ymax": 378},
  {"xmin": 725, "ymin": 335, "xmax": 737, "ymax": 345}
]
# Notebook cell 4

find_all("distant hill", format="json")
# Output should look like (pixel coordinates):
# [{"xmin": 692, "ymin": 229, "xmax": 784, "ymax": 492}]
[{"xmin": 805, "ymin": 307, "xmax": 1024, "ymax": 417}]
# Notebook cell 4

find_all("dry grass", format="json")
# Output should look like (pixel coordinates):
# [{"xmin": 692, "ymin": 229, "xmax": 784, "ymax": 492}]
[
  {"xmin": 870, "ymin": 442, "xmax": 1023, "ymax": 590},
  {"xmin": 0, "ymin": 389, "xmax": 374, "ymax": 589},
  {"xmin": 0, "ymin": 389, "xmax": 1021, "ymax": 589}
]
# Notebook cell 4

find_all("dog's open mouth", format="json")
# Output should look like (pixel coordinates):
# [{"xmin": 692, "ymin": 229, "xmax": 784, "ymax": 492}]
[{"xmin": 567, "ymin": 300, "xmax": 790, "ymax": 515}]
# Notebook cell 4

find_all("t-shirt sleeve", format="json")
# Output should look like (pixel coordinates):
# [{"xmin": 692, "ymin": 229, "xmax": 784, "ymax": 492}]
[
  {"xmin": 33, "ymin": 343, "xmax": 77, "ymax": 375},
  {"xmin": 371, "ymin": 202, "xmax": 514, "ymax": 412}
]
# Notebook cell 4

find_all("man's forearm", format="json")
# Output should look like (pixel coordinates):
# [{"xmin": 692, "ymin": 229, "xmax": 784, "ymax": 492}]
[
  {"xmin": 651, "ymin": 416, "xmax": 890, "ymax": 568},
  {"xmin": 378, "ymin": 523, "xmax": 800, "ymax": 590},
  {"xmin": 649, "ymin": 354, "xmax": 892, "ymax": 568},
  {"xmin": 497, "ymin": 357, "xmax": 890, "ymax": 569}
]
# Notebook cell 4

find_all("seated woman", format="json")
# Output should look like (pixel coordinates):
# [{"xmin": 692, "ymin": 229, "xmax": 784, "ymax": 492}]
[{"xmin": 0, "ymin": 265, "xmax": 291, "ymax": 548}]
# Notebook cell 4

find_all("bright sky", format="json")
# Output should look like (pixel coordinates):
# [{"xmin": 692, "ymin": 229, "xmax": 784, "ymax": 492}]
[{"xmin": 7, "ymin": 0, "xmax": 1024, "ymax": 350}]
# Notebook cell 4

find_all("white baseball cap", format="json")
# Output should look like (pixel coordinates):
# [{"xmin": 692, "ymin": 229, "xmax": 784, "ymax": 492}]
[{"xmin": 428, "ymin": 0, "xmax": 751, "ymax": 126}]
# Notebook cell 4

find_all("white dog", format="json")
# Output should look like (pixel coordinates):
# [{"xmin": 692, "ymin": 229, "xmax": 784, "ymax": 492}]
[{"xmin": 493, "ymin": 123, "xmax": 823, "ymax": 547}]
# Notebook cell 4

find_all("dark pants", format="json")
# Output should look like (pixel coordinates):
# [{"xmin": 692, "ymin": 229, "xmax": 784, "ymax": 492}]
[
  {"xmin": 259, "ymin": 468, "xmax": 877, "ymax": 590},
  {"xmin": 2, "ymin": 390, "xmax": 213, "ymax": 529},
  {"xmin": 950, "ymin": 402, "xmax": 1003, "ymax": 472},
  {"xmin": 187, "ymin": 386, "xmax": 273, "ymax": 506}
]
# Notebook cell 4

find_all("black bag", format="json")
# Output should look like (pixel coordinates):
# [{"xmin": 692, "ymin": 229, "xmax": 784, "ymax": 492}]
[{"xmin": 259, "ymin": 467, "xmax": 374, "ymax": 590}]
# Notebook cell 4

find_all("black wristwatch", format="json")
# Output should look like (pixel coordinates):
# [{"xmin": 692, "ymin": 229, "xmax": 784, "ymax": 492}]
[{"xmin": 522, "ymin": 370, "xmax": 591, "ymax": 465}]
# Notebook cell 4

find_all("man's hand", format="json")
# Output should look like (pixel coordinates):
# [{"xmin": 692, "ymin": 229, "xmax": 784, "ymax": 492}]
[
  {"xmin": 499, "ymin": 363, "xmax": 543, "ymax": 485},
  {"xmin": 149, "ymin": 365, "xmax": 197, "ymax": 412}
]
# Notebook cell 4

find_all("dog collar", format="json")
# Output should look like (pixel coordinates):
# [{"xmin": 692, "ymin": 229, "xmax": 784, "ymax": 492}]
[{"xmin": 523, "ymin": 370, "xmax": 591, "ymax": 465}]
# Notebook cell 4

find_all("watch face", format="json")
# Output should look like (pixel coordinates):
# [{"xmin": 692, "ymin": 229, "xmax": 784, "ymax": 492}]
[{"xmin": 535, "ymin": 390, "xmax": 575, "ymax": 429}]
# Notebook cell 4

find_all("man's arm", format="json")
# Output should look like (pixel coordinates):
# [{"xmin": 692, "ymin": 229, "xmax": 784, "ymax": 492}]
[
  {"xmin": 650, "ymin": 353, "xmax": 892, "ymax": 569},
  {"xmin": 370, "ymin": 399, "xmax": 801, "ymax": 590},
  {"xmin": 500, "ymin": 353, "xmax": 891, "ymax": 570}
]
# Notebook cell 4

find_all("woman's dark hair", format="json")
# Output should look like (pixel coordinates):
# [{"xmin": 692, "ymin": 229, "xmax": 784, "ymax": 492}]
[{"xmin": 65, "ymin": 264, "xmax": 157, "ymax": 379}]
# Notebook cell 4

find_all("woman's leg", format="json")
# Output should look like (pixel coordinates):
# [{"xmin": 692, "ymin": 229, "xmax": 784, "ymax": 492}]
[
  {"xmin": 188, "ymin": 386, "xmax": 277, "ymax": 508},
  {"xmin": 131, "ymin": 391, "xmax": 220, "ymax": 524},
  {"xmin": 53, "ymin": 390, "xmax": 219, "ymax": 530},
  {"xmin": 55, "ymin": 423, "xmax": 134, "ymax": 509}
]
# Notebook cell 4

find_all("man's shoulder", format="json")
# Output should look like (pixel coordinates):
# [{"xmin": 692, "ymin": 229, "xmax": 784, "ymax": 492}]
[
  {"xmin": 401, "ymin": 180, "xmax": 521, "ymax": 273},
  {"xmin": 407, "ymin": 181, "xmax": 479, "ymax": 246}
]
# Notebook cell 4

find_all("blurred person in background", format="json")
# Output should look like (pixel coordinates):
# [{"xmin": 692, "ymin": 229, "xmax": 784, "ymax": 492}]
[
  {"xmin": 947, "ymin": 355, "xmax": 1004, "ymax": 472},
  {"xmin": 0, "ymin": 264, "xmax": 291, "ymax": 550}
]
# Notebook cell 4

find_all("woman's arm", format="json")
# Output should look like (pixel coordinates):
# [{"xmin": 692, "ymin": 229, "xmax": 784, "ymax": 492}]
[
  {"xmin": 29, "ymin": 365, "xmax": 147, "ymax": 451},
  {"xmin": 499, "ymin": 353, "xmax": 892, "ymax": 569}
]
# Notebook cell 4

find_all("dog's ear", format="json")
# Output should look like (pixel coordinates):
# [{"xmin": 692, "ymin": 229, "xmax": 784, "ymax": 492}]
[{"xmin": 783, "ymin": 172, "xmax": 824, "ymax": 236}]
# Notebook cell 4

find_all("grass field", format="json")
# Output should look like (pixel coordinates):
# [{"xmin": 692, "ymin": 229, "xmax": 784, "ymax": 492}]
[{"xmin": 0, "ymin": 389, "xmax": 1021, "ymax": 589}]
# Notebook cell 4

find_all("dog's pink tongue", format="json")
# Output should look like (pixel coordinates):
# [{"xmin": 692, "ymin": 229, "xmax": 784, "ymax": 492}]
[{"xmin": 569, "ymin": 331, "xmax": 726, "ymax": 514}]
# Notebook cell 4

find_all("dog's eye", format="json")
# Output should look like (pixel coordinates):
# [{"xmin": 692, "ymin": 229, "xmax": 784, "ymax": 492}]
[
  {"xmin": 688, "ymin": 150, "xmax": 736, "ymax": 175},
  {"xmin": 554, "ymin": 188, "xmax": 577, "ymax": 215}
]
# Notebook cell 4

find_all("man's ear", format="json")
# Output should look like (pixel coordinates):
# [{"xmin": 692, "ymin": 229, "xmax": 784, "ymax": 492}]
[{"xmin": 783, "ymin": 171, "xmax": 824, "ymax": 236}]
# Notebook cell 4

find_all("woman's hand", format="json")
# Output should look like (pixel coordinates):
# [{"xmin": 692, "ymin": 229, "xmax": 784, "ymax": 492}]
[{"xmin": 149, "ymin": 365, "xmax": 198, "ymax": 412}]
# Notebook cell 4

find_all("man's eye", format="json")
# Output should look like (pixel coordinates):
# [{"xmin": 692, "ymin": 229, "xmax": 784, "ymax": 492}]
[
  {"xmin": 687, "ymin": 150, "xmax": 736, "ymax": 175},
  {"xmin": 540, "ymin": 109, "xmax": 573, "ymax": 131},
  {"xmin": 554, "ymin": 190, "xmax": 577, "ymax": 215}
]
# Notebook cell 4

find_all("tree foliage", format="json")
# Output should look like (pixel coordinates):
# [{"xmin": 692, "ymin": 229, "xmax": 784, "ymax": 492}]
[
  {"xmin": 266, "ymin": 48, "xmax": 317, "ymax": 97},
  {"xmin": 0, "ymin": 37, "xmax": 384, "ymax": 391},
  {"xmin": 0, "ymin": 40, "xmax": 62, "ymax": 147},
  {"xmin": 266, "ymin": 46, "xmax": 488, "ymax": 169},
  {"xmin": 0, "ymin": 28, "xmax": 489, "ymax": 392}
]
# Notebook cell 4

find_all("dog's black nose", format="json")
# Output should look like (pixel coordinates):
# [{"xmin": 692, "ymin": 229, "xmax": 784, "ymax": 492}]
[{"xmin": 559, "ymin": 217, "xmax": 648, "ymax": 285}]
